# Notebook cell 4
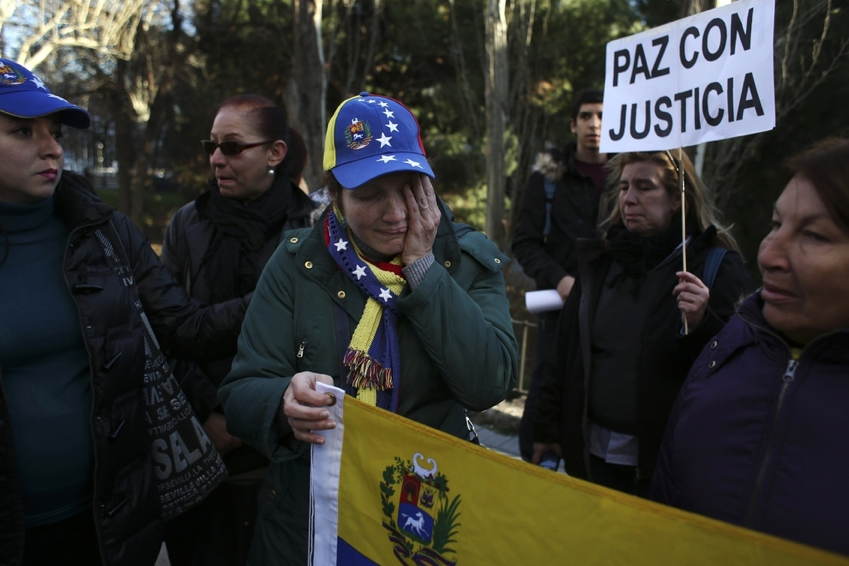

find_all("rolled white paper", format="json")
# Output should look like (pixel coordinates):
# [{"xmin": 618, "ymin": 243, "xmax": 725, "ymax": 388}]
[{"xmin": 525, "ymin": 289, "xmax": 564, "ymax": 314}]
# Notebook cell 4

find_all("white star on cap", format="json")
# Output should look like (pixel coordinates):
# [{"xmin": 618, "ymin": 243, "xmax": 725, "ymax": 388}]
[
  {"xmin": 31, "ymin": 75, "xmax": 46, "ymax": 90},
  {"xmin": 378, "ymin": 288, "xmax": 392, "ymax": 302},
  {"xmin": 334, "ymin": 238, "xmax": 349, "ymax": 252},
  {"xmin": 367, "ymin": 99, "xmax": 377, "ymax": 104},
  {"xmin": 386, "ymin": 121, "xmax": 399, "ymax": 133},
  {"xmin": 352, "ymin": 265, "xmax": 367, "ymax": 280},
  {"xmin": 377, "ymin": 155, "xmax": 396, "ymax": 164},
  {"xmin": 382, "ymin": 108, "xmax": 395, "ymax": 119},
  {"xmin": 376, "ymin": 133, "xmax": 392, "ymax": 148},
  {"xmin": 404, "ymin": 158, "xmax": 422, "ymax": 168},
  {"xmin": 378, "ymin": 101, "xmax": 389, "ymax": 108}
]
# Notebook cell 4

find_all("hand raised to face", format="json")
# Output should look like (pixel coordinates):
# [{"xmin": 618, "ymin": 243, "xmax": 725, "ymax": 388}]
[{"xmin": 401, "ymin": 174, "xmax": 441, "ymax": 266}]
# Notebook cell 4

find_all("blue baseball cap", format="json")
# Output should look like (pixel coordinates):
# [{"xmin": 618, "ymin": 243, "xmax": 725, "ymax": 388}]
[
  {"xmin": 323, "ymin": 92, "xmax": 434, "ymax": 189},
  {"xmin": 0, "ymin": 58, "xmax": 90, "ymax": 128}
]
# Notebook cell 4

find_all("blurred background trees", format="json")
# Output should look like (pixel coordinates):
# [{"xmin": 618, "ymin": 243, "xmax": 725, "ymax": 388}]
[{"xmin": 1, "ymin": 0, "xmax": 847, "ymax": 275}]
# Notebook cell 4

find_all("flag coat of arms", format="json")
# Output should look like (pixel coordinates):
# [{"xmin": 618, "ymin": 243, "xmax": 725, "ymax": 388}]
[{"xmin": 309, "ymin": 383, "xmax": 848, "ymax": 565}]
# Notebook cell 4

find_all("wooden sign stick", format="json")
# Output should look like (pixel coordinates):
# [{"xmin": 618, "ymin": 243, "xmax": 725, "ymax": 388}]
[{"xmin": 679, "ymin": 147, "xmax": 689, "ymax": 335}]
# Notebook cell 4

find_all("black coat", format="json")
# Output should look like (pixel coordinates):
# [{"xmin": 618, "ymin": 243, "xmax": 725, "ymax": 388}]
[
  {"xmin": 534, "ymin": 227, "xmax": 749, "ymax": 480},
  {"xmin": 511, "ymin": 145, "xmax": 601, "ymax": 289},
  {"xmin": 0, "ymin": 173, "xmax": 243, "ymax": 566},
  {"xmin": 160, "ymin": 181, "xmax": 315, "ymax": 423}
]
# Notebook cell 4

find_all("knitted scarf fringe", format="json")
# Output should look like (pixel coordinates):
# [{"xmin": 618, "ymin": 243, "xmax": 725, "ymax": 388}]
[{"xmin": 343, "ymin": 348, "xmax": 394, "ymax": 390}]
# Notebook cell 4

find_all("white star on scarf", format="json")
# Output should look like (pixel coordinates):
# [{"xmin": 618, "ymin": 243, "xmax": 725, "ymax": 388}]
[
  {"xmin": 352, "ymin": 265, "xmax": 367, "ymax": 280},
  {"xmin": 334, "ymin": 238, "xmax": 349, "ymax": 251},
  {"xmin": 404, "ymin": 158, "xmax": 422, "ymax": 168},
  {"xmin": 377, "ymin": 133, "xmax": 392, "ymax": 148},
  {"xmin": 386, "ymin": 121, "xmax": 399, "ymax": 133},
  {"xmin": 378, "ymin": 101, "xmax": 389, "ymax": 108},
  {"xmin": 383, "ymin": 108, "xmax": 395, "ymax": 119},
  {"xmin": 379, "ymin": 288, "xmax": 392, "ymax": 302},
  {"xmin": 377, "ymin": 155, "xmax": 396, "ymax": 164}
]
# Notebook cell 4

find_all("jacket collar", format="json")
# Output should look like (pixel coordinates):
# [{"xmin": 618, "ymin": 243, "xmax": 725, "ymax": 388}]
[
  {"xmin": 53, "ymin": 171, "xmax": 113, "ymax": 229},
  {"xmin": 298, "ymin": 200, "xmax": 461, "ymax": 282},
  {"xmin": 738, "ymin": 292, "xmax": 849, "ymax": 362},
  {"xmin": 576, "ymin": 225, "xmax": 720, "ymax": 266}
]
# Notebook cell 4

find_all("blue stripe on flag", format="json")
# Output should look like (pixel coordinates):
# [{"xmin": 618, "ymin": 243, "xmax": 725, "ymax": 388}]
[{"xmin": 337, "ymin": 538, "xmax": 378, "ymax": 565}]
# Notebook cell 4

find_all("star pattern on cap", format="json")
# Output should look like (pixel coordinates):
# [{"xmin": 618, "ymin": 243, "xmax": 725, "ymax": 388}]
[
  {"xmin": 352, "ymin": 264, "xmax": 367, "ymax": 280},
  {"xmin": 378, "ymin": 288, "xmax": 392, "ymax": 302},
  {"xmin": 31, "ymin": 75, "xmax": 46, "ymax": 90},
  {"xmin": 376, "ymin": 133, "xmax": 392, "ymax": 148},
  {"xmin": 334, "ymin": 238, "xmax": 349, "ymax": 252},
  {"xmin": 386, "ymin": 121, "xmax": 399, "ymax": 133},
  {"xmin": 377, "ymin": 154, "xmax": 396, "ymax": 164},
  {"xmin": 367, "ymin": 99, "xmax": 377, "ymax": 104},
  {"xmin": 404, "ymin": 158, "xmax": 422, "ymax": 168},
  {"xmin": 378, "ymin": 101, "xmax": 389, "ymax": 108},
  {"xmin": 382, "ymin": 108, "xmax": 395, "ymax": 119}
]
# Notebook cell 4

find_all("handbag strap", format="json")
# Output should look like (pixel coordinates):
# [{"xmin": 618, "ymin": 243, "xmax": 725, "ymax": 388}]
[{"xmin": 94, "ymin": 221, "xmax": 162, "ymax": 350}]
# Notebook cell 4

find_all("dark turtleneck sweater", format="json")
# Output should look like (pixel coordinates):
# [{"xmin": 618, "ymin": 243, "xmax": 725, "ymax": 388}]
[{"xmin": 0, "ymin": 197, "xmax": 93, "ymax": 527}]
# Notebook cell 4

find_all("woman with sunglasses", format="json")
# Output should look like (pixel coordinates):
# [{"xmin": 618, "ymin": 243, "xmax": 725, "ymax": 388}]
[
  {"xmin": 218, "ymin": 93, "xmax": 517, "ymax": 565},
  {"xmin": 531, "ymin": 150, "xmax": 749, "ymax": 495},
  {"xmin": 0, "ymin": 58, "xmax": 243, "ymax": 566},
  {"xmin": 160, "ymin": 94, "xmax": 315, "ymax": 566}
]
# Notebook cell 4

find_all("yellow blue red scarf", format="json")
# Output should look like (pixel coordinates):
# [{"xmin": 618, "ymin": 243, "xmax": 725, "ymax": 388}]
[{"xmin": 325, "ymin": 207, "xmax": 406, "ymax": 410}]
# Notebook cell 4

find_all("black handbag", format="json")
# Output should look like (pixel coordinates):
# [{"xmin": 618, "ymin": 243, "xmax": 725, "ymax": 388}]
[{"xmin": 95, "ymin": 224, "xmax": 227, "ymax": 519}]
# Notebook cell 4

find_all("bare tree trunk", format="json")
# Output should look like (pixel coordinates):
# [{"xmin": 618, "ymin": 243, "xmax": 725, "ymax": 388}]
[
  {"xmin": 287, "ymin": 0, "xmax": 326, "ymax": 191},
  {"xmin": 109, "ymin": 60, "xmax": 137, "ymax": 216},
  {"xmin": 507, "ymin": 0, "xmax": 540, "ymax": 241},
  {"xmin": 484, "ymin": 0, "xmax": 509, "ymax": 248},
  {"xmin": 127, "ymin": 0, "xmax": 183, "ymax": 230}
]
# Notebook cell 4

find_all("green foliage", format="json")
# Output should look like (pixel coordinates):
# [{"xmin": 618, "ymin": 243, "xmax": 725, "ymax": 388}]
[
  {"xmin": 431, "ymin": 494, "xmax": 462, "ymax": 555},
  {"xmin": 38, "ymin": 0, "xmax": 849, "ymax": 266}
]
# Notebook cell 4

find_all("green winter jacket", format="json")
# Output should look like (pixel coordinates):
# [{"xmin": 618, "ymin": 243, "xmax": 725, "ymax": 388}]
[{"xmin": 218, "ymin": 211, "xmax": 517, "ymax": 565}]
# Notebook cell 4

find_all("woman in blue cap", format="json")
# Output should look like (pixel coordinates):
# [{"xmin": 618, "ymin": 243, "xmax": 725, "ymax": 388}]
[
  {"xmin": 0, "ymin": 58, "xmax": 243, "ymax": 565},
  {"xmin": 219, "ymin": 93, "xmax": 518, "ymax": 565}
]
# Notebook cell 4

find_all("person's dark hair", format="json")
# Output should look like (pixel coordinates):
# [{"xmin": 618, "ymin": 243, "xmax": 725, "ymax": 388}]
[
  {"xmin": 570, "ymin": 89, "xmax": 603, "ymax": 121},
  {"xmin": 216, "ymin": 94, "xmax": 306, "ymax": 185},
  {"xmin": 786, "ymin": 138, "xmax": 849, "ymax": 233}
]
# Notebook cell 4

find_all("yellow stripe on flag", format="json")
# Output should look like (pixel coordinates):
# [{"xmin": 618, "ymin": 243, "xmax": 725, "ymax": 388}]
[{"xmin": 327, "ymin": 397, "xmax": 849, "ymax": 565}]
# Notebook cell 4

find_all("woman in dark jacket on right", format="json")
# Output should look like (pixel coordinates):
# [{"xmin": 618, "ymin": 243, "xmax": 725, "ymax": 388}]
[
  {"xmin": 652, "ymin": 139, "xmax": 849, "ymax": 557},
  {"xmin": 160, "ymin": 94, "xmax": 315, "ymax": 566},
  {"xmin": 532, "ymin": 150, "xmax": 749, "ymax": 495}
]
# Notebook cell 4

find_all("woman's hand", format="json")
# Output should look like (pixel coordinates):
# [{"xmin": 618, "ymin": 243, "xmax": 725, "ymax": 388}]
[
  {"xmin": 674, "ymin": 271, "xmax": 710, "ymax": 329},
  {"xmin": 556, "ymin": 275, "xmax": 576, "ymax": 301},
  {"xmin": 401, "ymin": 174, "xmax": 441, "ymax": 266},
  {"xmin": 203, "ymin": 412, "xmax": 243, "ymax": 455},
  {"xmin": 531, "ymin": 442, "xmax": 562, "ymax": 465},
  {"xmin": 281, "ymin": 371, "xmax": 336, "ymax": 444}
]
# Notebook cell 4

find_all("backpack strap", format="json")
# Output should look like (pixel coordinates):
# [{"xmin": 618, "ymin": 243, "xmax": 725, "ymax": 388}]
[
  {"xmin": 701, "ymin": 247, "xmax": 728, "ymax": 289},
  {"xmin": 543, "ymin": 178, "xmax": 556, "ymax": 238}
]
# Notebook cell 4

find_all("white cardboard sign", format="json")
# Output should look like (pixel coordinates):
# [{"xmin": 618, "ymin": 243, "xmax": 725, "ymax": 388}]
[{"xmin": 600, "ymin": 0, "xmax": 775, "ymax": 153}]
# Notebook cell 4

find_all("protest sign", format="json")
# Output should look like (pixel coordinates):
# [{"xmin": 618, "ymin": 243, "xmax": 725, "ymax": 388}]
[
  {"xmin": 309, "ymin": 383, "xmax": 847, "ymax": 566},
  {"xmin": 600, "ymin": 0, "xmax": 775, "ymax": 153}
]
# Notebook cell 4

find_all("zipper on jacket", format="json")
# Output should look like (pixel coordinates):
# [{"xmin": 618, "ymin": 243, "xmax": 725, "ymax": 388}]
[
  {"xmin": 296, "ymin": 341, "xmax": 306, "ymax": 359},
  {"xmin": 62, "ymin": 223, "xmax": 109, "ymax": 561},
  {"xmin": 744, "ymin": 357, "xmax": 798, "ymax": 526}
]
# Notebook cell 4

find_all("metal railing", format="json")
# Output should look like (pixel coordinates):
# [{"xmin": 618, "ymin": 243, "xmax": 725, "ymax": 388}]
[{"xmin": 511, "ymin": 318, "xmax": 538, "ymax": 393}]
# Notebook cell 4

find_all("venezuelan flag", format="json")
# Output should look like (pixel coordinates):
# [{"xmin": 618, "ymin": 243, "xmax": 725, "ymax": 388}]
[{"xmin": 309, "ymin": 383, "xmax": 848, "ymax": 565}]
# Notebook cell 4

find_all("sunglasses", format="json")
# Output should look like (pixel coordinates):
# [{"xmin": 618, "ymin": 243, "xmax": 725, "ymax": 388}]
[{"xmin": 200, "ymin": 139, "xmax": 273, "ymax": 156}]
